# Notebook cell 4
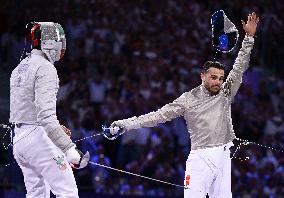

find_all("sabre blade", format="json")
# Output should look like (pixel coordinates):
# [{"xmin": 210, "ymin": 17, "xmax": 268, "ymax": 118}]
[
  {"xmin": 236, "ymin": 138, "xmax": 284, "ymax": 153},
  {"xmin": 89, "ymin": 161, "xmax": 188, "ymax": 189},
  {"xmin": 74, "ymin": 132, "xmax": 103, "ymax": 143}
]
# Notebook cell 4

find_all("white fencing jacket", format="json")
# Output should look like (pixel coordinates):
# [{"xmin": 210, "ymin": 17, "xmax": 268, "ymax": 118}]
[
  {"xmin": 10, "ymin": 49, "xmax": 73, "ymax": 152},
  {"xmin": 114, "ymin": 36, "xmax": 254, "ymax": 150}
]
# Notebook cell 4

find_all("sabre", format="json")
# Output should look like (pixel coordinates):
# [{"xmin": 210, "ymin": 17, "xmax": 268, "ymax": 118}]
[
  {"xmin": 73, "ymin": 131, "xmax": 103, "ymax": 143},
  {"xmin": 73, "ymin": 125, "xmax": 121, "ymax": 142},
  {"xmin": 88, "ymin": 161, "xmax": 188, "ymax": 189},
  {"xmin": 235, "ymin": 137, "xmax": 284, "ymax": 153}
]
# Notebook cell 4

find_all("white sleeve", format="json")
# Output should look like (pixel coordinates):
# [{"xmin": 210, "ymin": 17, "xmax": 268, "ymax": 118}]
[
  {"xmin": 222, "ymin": 36, "xmax": 254, "ymax": 101},
  {"xmin": 114, "ymin": 92, "xmax": 188, "ymax": 131},
  {"xmin": 35, "ymin": 64, "xmax": 60, "ymax": 133},
  {"xmin": 35, "ymin": 64, "xmax": 74, "ymax": 152}
]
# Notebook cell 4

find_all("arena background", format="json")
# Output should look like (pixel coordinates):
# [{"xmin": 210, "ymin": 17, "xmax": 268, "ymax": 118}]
[{"xmin": 0, "ymin": 0, "xmax": 284, "ymax": 197}]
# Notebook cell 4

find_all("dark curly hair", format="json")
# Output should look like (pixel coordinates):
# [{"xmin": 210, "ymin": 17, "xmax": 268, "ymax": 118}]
[{"xmin": 202, "ymin": 61, "xmax": 225, "ymax": 74}]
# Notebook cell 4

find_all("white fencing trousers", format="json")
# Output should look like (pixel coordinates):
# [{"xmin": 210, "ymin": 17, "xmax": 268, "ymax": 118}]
[
  {"xmin": 184, "ymin": 142, "xmax": 233, "ymax": 198},
  {"xmin": 13, "ymin": 125, "xmax": 79, "ymax": 198}
]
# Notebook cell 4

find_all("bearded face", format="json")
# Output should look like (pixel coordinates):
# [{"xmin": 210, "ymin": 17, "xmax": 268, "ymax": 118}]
[{"xmin": 201, "ymin": 67, "xmax": 224, "ymax": 95}]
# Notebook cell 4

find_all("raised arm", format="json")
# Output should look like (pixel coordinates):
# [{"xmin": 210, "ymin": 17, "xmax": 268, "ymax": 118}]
[{"xmin": 222, "ymin": 12, "xmax": 259, "ymax": 100}]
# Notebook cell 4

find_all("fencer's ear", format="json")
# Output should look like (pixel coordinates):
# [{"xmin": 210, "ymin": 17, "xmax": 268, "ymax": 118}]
[{"xmin": 200, "ymin": 72, "xmax": 205, "ymax": 81}]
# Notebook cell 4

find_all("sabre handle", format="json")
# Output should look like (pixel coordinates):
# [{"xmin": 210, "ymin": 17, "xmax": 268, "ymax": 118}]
[
  {"xmin": 109, "ymin": 126, "xmax": 120, "ymax": 134},
  {"xmin": 102, "ymin": 125, "xmax": 124, "ymax": 140}
]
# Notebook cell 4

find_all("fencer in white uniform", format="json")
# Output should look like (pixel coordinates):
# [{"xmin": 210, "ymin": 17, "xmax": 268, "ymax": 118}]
[
  {"xmin": 10, "ymin": 22, "xmax": 84, "ymax": 198},
  {"xmin": 106, "ymin": 12, "xmax": 259, "ymax": 197}
]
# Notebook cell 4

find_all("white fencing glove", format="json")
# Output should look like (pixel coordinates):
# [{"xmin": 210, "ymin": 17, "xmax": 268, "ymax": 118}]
[{"xmin": 65, "ymin": 146, "xmax": 90, "ymax": 169}]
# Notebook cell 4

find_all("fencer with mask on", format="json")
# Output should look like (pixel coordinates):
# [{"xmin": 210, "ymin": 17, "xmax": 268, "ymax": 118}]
[{"xmin": 10, "ymin": 22, "xmax": 89, "ymax": 198}]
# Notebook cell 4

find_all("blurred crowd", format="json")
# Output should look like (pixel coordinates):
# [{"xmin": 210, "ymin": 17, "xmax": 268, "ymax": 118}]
[{"xmin": 1, "ymin": 0, "xmax": 284, "ymax": 197}]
